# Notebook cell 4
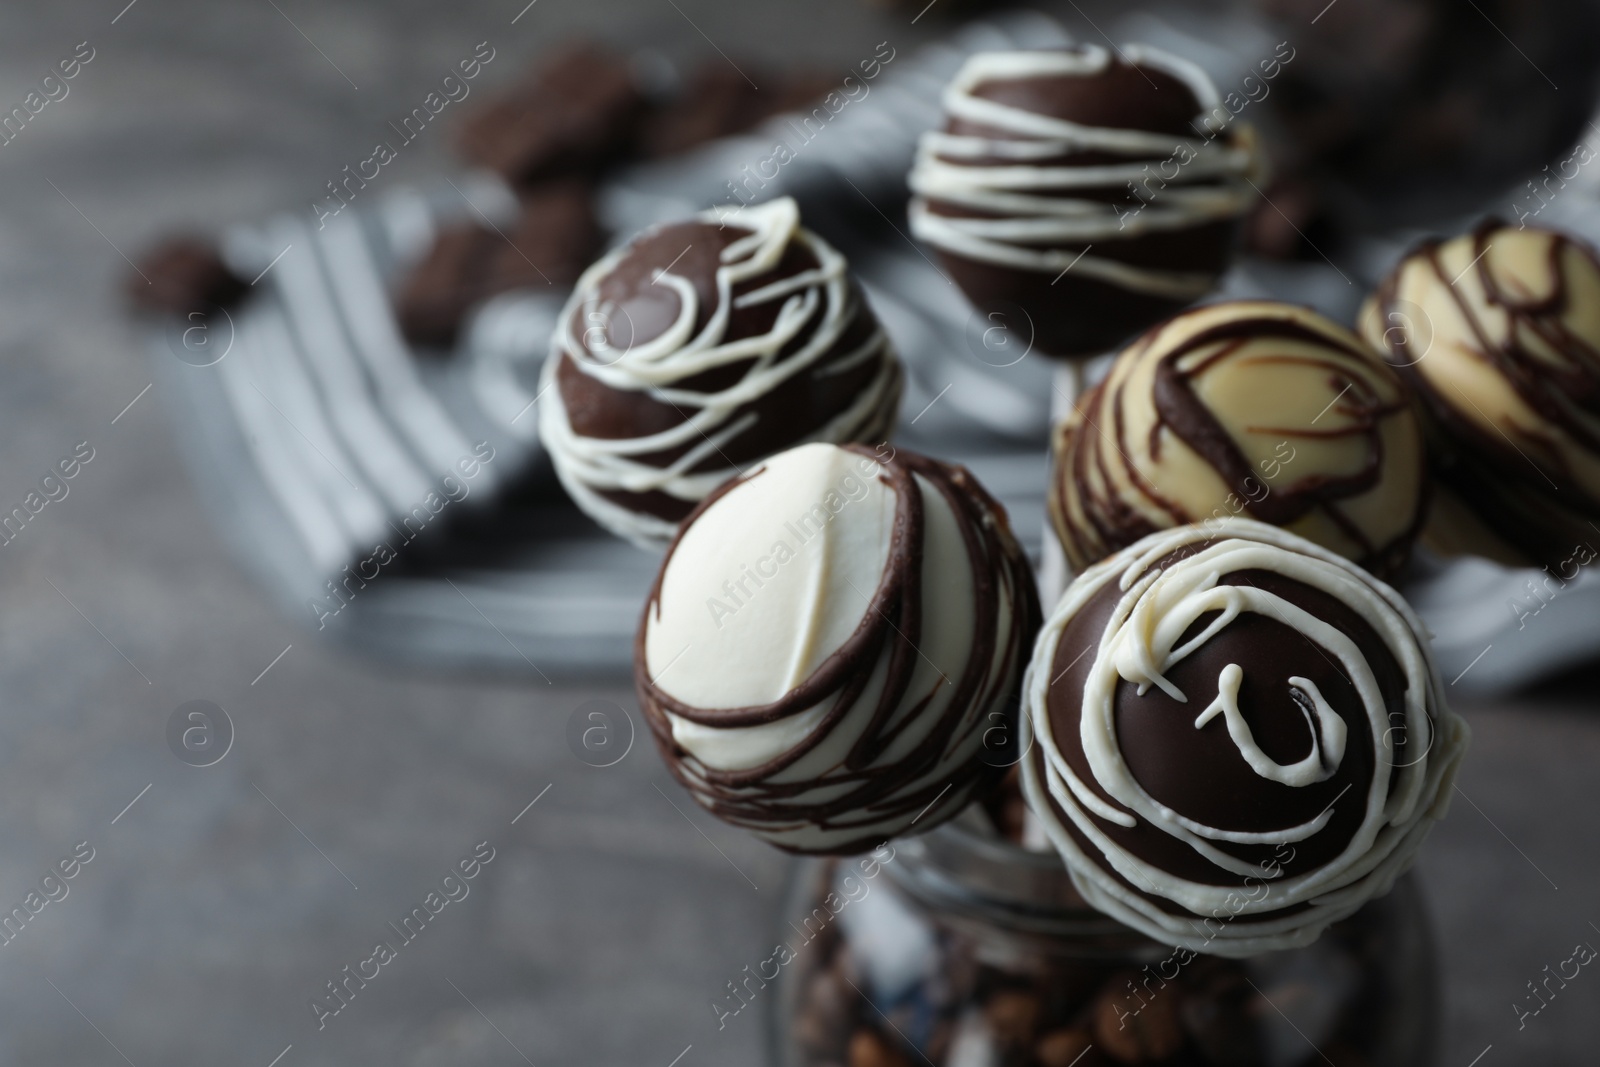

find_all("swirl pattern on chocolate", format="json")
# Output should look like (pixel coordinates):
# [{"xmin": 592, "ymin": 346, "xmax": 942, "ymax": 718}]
[
  {"xmin": 1020, "ymin": 519, "xmax": 1469, "ymax": 956},
  {"xmin": 636, "ymin": 442, "xmax": 1040, "ymax": 855},
  {"xmin": 1360, "ymin": 221, "xmax": 1600, "ymax": 569},
  {"xmin": 539, "ymin": 197, "xmax": 902, "ymax": 548},
  {"xmin": 1050, "ymin": 301, "xmax": 1427, "ymax": 578},
  {"xmin": 908, "ymin": 46, "xmax": 1259, "ymax": 357}
]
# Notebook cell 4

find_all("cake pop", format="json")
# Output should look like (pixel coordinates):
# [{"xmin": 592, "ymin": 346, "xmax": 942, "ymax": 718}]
[
  {"xmin": 1051, "ymin": 300, "xmax": 1428, "ymax": 577},
  {"xmin": 1361, "ymin": 220, "xmax": 1600, "ymax": 569},
  {"xmin": 909, "ymin": 45, "xmax": 1260, "ymax": 359},
  {"xmin": 637, "ymin": 442, "xmax": 1040, "ymax": 854},
  {"xmin": 1021, "ymin": 518, "xmax": 1469, "ymax": 956},
  {"xmin": 540, "ymin": 197, "xmax": 902, "ymax": 547}
]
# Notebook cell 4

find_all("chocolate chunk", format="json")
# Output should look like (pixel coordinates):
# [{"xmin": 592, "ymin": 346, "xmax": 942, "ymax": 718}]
[
  {"xmin": 127, "ymin": 237, "xmax": 247, "ymax": 316},
  {"xmin": 394, "ymin": 226, "xmax": 487, "ymax": 348},
  {"xmin": 641, "ymin": 62, "xmax": 835, "ymax": 157},
  {"xmin": 394, "ymin": 181, "xmax": 601, "ymax": 348},
  {"xmin": 457, "ymin": 42, "xmax": 646, "ymax": 186},
  {"xmin": 763, "ymin": 74, "xmax": 842, "ymax": 120},
  {"xmin": 642, "ymin": 63, "xmax": 760, "ymax": 158},
  {"xmin": 489, "ymin": 181, "xmax": 603, "ymax": 289}
]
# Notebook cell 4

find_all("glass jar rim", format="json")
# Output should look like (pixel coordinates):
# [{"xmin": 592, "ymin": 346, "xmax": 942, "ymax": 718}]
[{"xmin": 881, "ymin": 817, "xmax": 1166, "ymax": 949}]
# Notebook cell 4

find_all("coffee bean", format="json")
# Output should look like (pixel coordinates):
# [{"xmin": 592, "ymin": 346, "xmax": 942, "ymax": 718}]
[
  {"xmin": 1092, "ymin": 974, "xmax": 1183, "ymax": 1063},
  {"xmin": 1035, "ymin": 1027, "xmax": 1096, "ymax": 1067},
  {"xmin": 985, "ymin": 988, "xmax": 1042, "ymax": 1046},
  {"xmin": 848, "ymin": 1027, "xmax": 914, "ymax": 1067}
]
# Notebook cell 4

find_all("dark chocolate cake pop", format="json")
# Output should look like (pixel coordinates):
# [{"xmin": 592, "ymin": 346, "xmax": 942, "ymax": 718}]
[
  {"xmin": 636, "ymin": 442, "xmax": 1040, "ymax": 854},
  {"xmin": 1360, "ymin": 220, "xmax": 1600, "ymax": 569},
  {"xmin": 1021, "ymin": 519, "xmax": 1469, "ymax": 956},
  {"xmin": 1050, "ymin": 301, "xmax": 1428, "ymax": 577},
  {"xmin": 909, "ymin": 46, "xmax": 1260, "ymax": 359},
  {"xmin": 539, "ymin": 197, "xmax": 903, "ymax": 547}
]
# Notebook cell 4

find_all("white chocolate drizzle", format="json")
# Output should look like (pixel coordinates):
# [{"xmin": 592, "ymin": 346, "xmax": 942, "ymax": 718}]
[
  {"xmin": 1020, "ymin": 518, "xmax": 1471, "ymax": 956},
  {"xmin": 907, "ymin": 46, "xmax": 1258, "ymax": 296},
  {"xmin": 539, "ymin": 197, "xmax": 901, "ymax": 548},
  {"xmin": 1191, "ymin": 666, "xmax": 1346, "ymax": 788}
]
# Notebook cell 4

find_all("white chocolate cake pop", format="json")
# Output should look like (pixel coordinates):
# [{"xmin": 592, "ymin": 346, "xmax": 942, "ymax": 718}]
[
  {"xmin": 1051, "ymin": 301, "xmax": 1429, "ymax": 578},
  {"xmin": 1361, "ymin": 220, "xmax": 1600, "ymax": 569},
  {"xmin": 636, "ymin": 442, "xmax": 1040, "ymax": 854}
]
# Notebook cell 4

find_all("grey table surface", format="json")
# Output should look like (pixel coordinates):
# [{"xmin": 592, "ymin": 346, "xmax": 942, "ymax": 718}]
[{"xmin": 0, "ymin": 0, "xmax": 1596, "ymax": 1064}]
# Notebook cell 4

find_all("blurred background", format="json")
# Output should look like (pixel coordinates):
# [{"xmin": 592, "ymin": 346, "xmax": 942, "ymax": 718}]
[{"xmin": 3, "ymin": 0, "xmax": 1599, "ymax": 1063}]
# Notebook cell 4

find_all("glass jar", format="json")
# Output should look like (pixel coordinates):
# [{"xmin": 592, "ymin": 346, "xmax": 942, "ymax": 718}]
[{"xmin": 770, "ymin": 822, "xmax": 1438, "ymax": 1067}]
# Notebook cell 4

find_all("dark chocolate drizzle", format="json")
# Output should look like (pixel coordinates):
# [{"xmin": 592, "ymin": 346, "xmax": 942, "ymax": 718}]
[
  {"xmin": 1051, "ymin": 302, "xmax": 1426, "ymax": 578},
  {"xmin": 1366, "ymin": 219, "xmax": 1600, "ymax": 568}
]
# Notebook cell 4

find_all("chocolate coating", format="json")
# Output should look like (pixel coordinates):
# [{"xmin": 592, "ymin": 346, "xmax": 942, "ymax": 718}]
[
  {"xmin": 539, "ymin": 197, "xmax": 902, "ymax": 547},
  {"xmin": 1361, "ymin": 220, "xmax": 1600, "ymax": 569},
  {"xmin": 1020, "ymin": 520, "xmax": 1469, "ymax": 956},
  {"xmin": 1050, "ymin": 301, "xmax": 1429, "ymax": 578},
  {"xmin": 962, "ymin": 58, "xmax": 1202, "ymax": 140},
  {"xmin": 908, "ymin": 46, "xmax": 1260, "ymax": 359},
  {"xmin": 636, "ymin": 442, "xmax": 1040, "ymax": 855},
  {"xmin": 1045, "ymin": 565, "xmax": 1388, "ymax": 885}
]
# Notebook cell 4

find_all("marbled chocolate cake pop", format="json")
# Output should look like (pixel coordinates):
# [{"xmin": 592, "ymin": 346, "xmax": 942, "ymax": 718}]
[
  {"xmin": 1050, "ymin": 301, "xmax": 1428, "ymax": 577},
  {"xmin": 540, "ymin": 197, "xmax": 902, "ymax": 548},
  {"xmin": 909, "ymin": 46, "xmax": 1260, "ymax": 359},
  {"xmin": 1021, "ymin": 518, "xmax": 1470, "ymax": 956},
  {"xmin": 1361, "ymin": 220, "xmax": 1600, "ymax": 569},
  {"xmin": 636, "ymin": 442, "xmax": 1040, "ymax": 854}
]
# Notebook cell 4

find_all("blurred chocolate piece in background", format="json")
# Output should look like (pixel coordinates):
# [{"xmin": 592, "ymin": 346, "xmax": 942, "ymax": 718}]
[
  {"xmin": 641, "ymin": 61, "xmax": 837, "ymax": 158},
  {"xmin": 394, "ymin": 181, "xmax": 601, "ymax": 348},
  {"xmin": 1238, "ymin": 174, "xmax": 1337, "ymax": 261},
  {"xmin": 490, "ymin": 182, "xmax": 603, "ymax": 288},
  {"xmin": 1247, "ymin": 0, "xmax": 1600, "ymax": 254},
  {"xmin": 457, "ymin": 42, "xmax": 647, "ymax": 186},
  {"xmin": 126, "ymin": 236, "xmax": 247, "ymax": 315}
]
